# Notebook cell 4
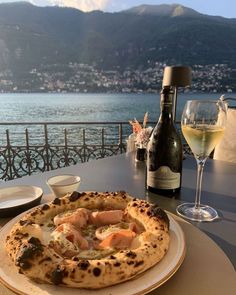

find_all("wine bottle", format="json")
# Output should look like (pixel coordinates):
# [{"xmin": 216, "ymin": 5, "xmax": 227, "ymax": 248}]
[{"xmin": 146, "ymin": 86, "xmax": 183, "ymax": 196}]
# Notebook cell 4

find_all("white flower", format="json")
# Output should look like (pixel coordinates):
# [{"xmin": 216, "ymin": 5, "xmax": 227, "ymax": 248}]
[{"xmin": 135, "ymin": 127, "xmax": 152, "ymax": 147}]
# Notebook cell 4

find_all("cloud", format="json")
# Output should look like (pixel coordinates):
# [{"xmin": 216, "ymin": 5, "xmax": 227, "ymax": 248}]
[{"xmin": 48, "ymin": 0, "xmax": 110, "ymax": 11}]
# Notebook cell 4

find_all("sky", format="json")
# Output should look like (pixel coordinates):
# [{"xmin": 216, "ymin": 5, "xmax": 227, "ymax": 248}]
[{"xmin": 0, "ymin": 0, "xmax": 236, "ymax": 18}]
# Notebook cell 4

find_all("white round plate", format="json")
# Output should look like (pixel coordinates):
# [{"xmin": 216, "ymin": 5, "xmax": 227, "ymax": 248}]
[
  {"xmin": 0, "ymin": 186, "xmax": 43, "ymax": 217},
  {"xmin": 0, "ymin": 212, "xmax": 185, "ymax": 295}
]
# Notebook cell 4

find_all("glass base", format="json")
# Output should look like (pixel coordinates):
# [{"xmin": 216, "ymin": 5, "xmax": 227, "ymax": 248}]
[{"xmin": 176, "ymin": 203, "xmax": 219, "ymax": 222}]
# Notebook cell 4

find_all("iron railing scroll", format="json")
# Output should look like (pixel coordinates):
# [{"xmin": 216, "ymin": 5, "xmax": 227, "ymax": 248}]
[{"xmin": 0, "ymin": 121, "xmax": 190, "ymax": 181}]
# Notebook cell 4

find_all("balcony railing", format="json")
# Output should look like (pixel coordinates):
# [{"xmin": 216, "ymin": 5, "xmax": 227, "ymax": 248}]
[{"xmin": 0, "ymin": 121, "xmax": 189, "ymax": 181}]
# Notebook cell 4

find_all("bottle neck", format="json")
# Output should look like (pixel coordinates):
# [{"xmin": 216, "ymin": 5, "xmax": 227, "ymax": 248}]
[
  {"xmin": 159, "ymin": 86, "xmax": 174, "ymax": 123},
  {"xmin": 160, "ymin": 101, "xmax": 173, "ymax": 123}
]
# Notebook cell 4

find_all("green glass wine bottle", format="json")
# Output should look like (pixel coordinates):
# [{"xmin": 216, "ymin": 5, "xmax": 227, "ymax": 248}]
[{"xmin": 146, "ymin": 86, "xmax": 183, "ymax": 196}]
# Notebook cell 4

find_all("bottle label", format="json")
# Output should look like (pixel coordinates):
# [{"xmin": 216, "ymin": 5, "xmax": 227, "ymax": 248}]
[{"xmin": 147, "ymin": 166, "xmax": 180, "ymax": 189}]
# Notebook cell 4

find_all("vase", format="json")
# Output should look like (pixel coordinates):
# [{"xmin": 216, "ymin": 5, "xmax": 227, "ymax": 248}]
[{"xmin": 135, "ymin": 146, "xmax": 146, "ymax": 162}]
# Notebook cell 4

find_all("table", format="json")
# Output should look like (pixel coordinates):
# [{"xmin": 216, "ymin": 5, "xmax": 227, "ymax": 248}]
[{"xmin": 0, "ymin": 153, "xmax": 235, "ymax": 294}]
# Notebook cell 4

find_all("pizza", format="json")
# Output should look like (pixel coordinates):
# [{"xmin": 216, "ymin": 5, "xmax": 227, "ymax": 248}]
[{"xmin": 5, "ymin": 191, "xmax": 170, "ymax": 289}]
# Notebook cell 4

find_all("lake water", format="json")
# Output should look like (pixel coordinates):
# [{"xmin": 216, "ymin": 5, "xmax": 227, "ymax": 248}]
[
  {"xmin": 0, "ymin": 92, "xmax": 233, "ymax": 122},
  {"xmin": 0, "ymin": 92, "xmax": 235, "ymax": 145}
]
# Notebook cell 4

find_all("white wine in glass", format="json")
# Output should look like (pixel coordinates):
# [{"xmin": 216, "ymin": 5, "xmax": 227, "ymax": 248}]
[{"xmin": 176, "ymin": 100, "xmax": 227, "ymax": 222}]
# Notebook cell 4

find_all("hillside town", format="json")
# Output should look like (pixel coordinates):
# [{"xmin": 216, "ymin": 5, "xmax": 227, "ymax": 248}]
[{"xmin": 0, "ymin": 62, "xmax": 235, "ymax": 93}]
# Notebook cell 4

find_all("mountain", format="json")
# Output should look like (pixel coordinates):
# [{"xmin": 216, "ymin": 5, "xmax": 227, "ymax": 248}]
[
  {"xmin": 0, "ymin": 2, "xmax": 236, "ymax": 73},
  {"xmin": 123, "ymin": 4, "xmax": 201, "ymax": 17}
]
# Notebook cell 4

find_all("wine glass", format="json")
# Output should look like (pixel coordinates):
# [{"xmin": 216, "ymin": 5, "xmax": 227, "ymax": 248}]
[{"xmin": 176, "ymin": 100, "xmax": 227, "ymax": 222}]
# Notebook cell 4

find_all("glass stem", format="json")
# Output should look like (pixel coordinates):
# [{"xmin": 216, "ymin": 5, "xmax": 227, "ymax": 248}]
[{"xmin": 195, "ymin": 159, "xmax": 206, "ymax": 210}]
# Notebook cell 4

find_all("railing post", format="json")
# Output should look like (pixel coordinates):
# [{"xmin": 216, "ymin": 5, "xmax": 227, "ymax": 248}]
[
  {"xmin": 82, "ymin": 129, "xmax": 86, "ymax": 162},
  {"xmin": 6, "ymin": 129, "xmax": 13, "ymax": 180},
  {"xmin": 44, "ymin": 124, "xmax": 50, "ymax": 171},
  {"xmin": 101, "ymin": 128, "xmax": 105, "ymax": 157},
  {"xmin": 118, "ymin": 123, "xmax": 123, "ymax": 154},
  {"xmin": 64, "ymin": 128, "xmax": 69, "ymax": 166},
  {"xmin": 25, "ymin": 128, "xmax": 32, "ymax": 175}
]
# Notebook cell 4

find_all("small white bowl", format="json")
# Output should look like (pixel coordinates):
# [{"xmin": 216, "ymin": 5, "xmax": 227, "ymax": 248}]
[{"xmin": 47, "ymin": 174, "xmax": 81, "ymax": 198}]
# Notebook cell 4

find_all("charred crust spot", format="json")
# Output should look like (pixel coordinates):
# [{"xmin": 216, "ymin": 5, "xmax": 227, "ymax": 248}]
[
  {"xmin": 93, "ymin": 267, "xmax": 101, "ymax": 277},
  {"xmin": 19, "ymin": 220, "xmax": 35, "ymax": 226},
  {"xmin": 94, "ymin": 192, "xmax": 98, "ymax": 195},
  {"xmin": 148, "ymin": 205, "xmax": 169, "ymax": 229},
  {"xmin": 133, "ymin": 198, "xmax": 137, "ymax": 201},
  {"xmin": 132, "ymin": 203, "xmax": 138, "ymax": 207},
  {"xmin": 140, "ymin": 208, "xmax": 144, "ymax": 213},
  {"xmin": 19, "ymin": 261, "xmax": 32, "ymax": 270},
  {"xmin": 30, "ymin": 210, "xmax": 38, "ymax": 216},
  {"xmin": 69, "ymin": 191, "xmax": 81, "ymax": 202},
  {"xmin": 153, "ymin": 244, "xmax": 157, "ymax": 248},
  {"xmin": 110, "ymin": 255, "xmax": 116, "ymax": 259},
  {"xmin": 84, "ymin": 197, "xmax": 89, "ymax": 201},
  {"xmin": 78, "ymin": 260, "xmax": 90, "ymax": 270},
  {"xmin": 16, "ymin": 238, "xmax": 43, "ymax": 269},
  {"xmin": 127, "ymin": 261, "xmax": 134, "ymax": 265},
  {"xmin": 72, "ymin": 257, "xmax": 79, "ymax": 261},
  {"xmin": 135, "ymin": 261, "xmax": 144, "ymax": 267},
  {"xmin": 145, "ymin": 204, "xmax": 150, "ymax": 208},
  {"xmin": 42, "ymin": 204, "xmax": 50, "ymax": 211},
  {"xmin": 51, "ymin": 267, "xmax": 65, "ymax": 285},
  {"xmin": 52, "ymin": 198, "xmax": 61, "ymax": 205},
  {"xmin": 81, "ymin": 192, "xmax": 86, "ymax": 196},
  {"xmin": 6, "ymin": 235, "xmax": 10, "ymax": 241},
  {"xmin": 28, "ymin": 237, "xmax": 42, "ymax": 246},
  {"xmin": 126, "ymin": 251, "xmax": 136, "ymax": 259},
  {"xmin": 39, "ymin": 257, "xmax": 52, "ymax": 264},
  {"xmin": 114, "ymin": 262, "xmax": 121, "ymax": 267},
  {"xmin": 19, "ymin": 220, "xmax": 27, "ymax": 226}
]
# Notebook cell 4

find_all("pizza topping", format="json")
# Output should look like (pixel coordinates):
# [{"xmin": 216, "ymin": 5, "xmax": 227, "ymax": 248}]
[
  {"xmin": 98, "ymin": 229, "xmax": 136, "ymax": 250},
  {"xmin": 52, "ymin": 223, "xmax": 89, "ymax": 251},
  {"xmin": 95, "ymin": 222, "xmax": 137, "ymax": 241},
  {"xmin": 89, "ymin": 210, "xmax": 123, "ymax": 226},
  {"xmin": 54, "ymin": 208, "xmax": 90, "ymax": 228},
  {"xmin": 74, "ymin": 248, "xmax": 114, "ymax": 260}
]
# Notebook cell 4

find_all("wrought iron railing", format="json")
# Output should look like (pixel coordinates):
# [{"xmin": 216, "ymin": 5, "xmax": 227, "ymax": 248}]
[{"xmin": 0, "ymin": 121, "xmax": 189, "ymax": 181}]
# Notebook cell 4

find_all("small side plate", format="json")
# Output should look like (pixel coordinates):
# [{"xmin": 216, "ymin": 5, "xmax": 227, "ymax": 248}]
[{"xmin": 0, "ymin": 186, "xmax": 43, "ymax": 217}]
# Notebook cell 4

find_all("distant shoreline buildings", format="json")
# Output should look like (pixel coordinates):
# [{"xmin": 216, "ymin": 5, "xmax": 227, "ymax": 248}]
[{"xmin": 0, "ymin": 62, "xmax": 235, "ymax": 93}]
